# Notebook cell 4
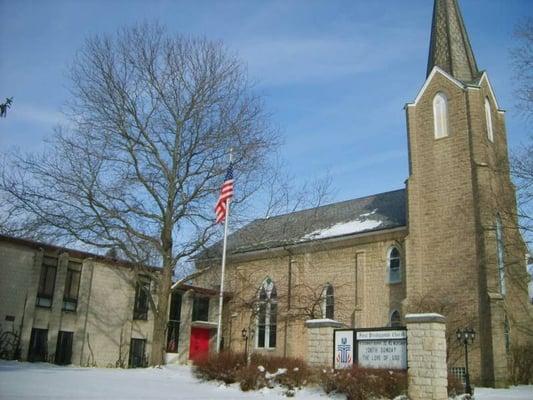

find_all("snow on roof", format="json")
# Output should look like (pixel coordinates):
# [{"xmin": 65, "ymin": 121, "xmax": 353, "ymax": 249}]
[
  {"xmin": 199, "ymin": 188, "xmax": 406, "ymax": 259},
  {"xmin": 302, "ymin": 209, "xmax": 383, "ymax": 240}
]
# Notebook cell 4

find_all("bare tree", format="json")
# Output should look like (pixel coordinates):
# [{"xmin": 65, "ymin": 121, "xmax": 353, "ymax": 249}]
[
  {"xmin": 510, "ymin": 18, "xmax": 533, "ymax": 246},
  {"xmin": 511, "ymin": 18, "xmax": 533, "ymax": 119},
  {"xmin": 0, "ymin": 23, "xmax": 277, "ymax": 365},
  {"xmin": 511, "ymin": 137, "xmax": 533, "ymax": 247}
]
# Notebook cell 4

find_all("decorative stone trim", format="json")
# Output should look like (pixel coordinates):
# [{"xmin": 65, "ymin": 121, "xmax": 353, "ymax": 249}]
[
  {"xmin": 405, "ymin": 313, "xmax": 446, "ymax": 324},
  {"xmin": 305, "ymin": 319, "xmax": 344, "ymax": 328}
]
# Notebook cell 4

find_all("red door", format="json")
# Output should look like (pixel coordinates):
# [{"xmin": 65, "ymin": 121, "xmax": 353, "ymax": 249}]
[{"xmin": 189, "ymin": 328, "xmax": 210, "ymax": 361}]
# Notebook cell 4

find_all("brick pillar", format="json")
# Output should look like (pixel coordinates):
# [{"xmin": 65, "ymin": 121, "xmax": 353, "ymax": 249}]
[
  {"xmin": 406, "ymin": 313, "xmax": 448, "ymax": 400},
  {"xmin": 177, "ymin": 290, "xmax": 193, "ymax": 363},
  {"xmin": 305, "ymin": 319, "xmax": 344, "ymax": 367}
]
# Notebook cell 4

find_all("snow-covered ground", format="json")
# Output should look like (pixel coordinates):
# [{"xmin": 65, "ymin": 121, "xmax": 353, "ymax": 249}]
[
  {"xmin": 0, "ymin": 361, "xmax": 337, "ymax": 400},
  {"xmin": 0, "ymin": 360, "xmax": 532, "ymax": 400}
]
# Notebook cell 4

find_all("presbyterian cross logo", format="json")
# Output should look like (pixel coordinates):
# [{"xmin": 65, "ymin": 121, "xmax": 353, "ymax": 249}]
[{"xmin": 336, "ymin": 337, "xmax": 352, "ymax": 364}]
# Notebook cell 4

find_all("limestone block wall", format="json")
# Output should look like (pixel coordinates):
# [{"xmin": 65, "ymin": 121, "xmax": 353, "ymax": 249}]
[
  {"xmin": 406, "ymin": 313, "xmax": 448, "ymax": 400},
  {"xmin": 305, "ymin": 320, "xmax": 344, "ymax": 367},
  {"xmin": 192, "ymin": 229, "xmax": 407, "ymax": 362}
]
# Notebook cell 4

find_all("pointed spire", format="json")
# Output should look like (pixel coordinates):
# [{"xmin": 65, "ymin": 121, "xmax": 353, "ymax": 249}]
[{"xmin": 427, "ymin": 0, "xmax": 480, "ymax": 82}]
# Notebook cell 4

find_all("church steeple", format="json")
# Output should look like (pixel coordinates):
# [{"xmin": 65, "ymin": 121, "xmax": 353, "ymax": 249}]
[{"xmin": 427, "ymin": 0, "xmax": 480, "ymax": 82}]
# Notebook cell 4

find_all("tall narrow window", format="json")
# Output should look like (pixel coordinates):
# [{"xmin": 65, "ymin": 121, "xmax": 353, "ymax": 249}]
[
  {"xmin": 485, "ymin": 98, "xmax": 494, "ymax": 142},
  {"xmin": 257, "ymin": 278, "xmax": 277, "ymax": 349},
  {"xmin": 63, "ymin": 261, "xmax": 82, "ymax": 312},
  {"xmin": 133, "ymin": 275, "xmax": 150, "ymax": 320},
  {"xmin": 322, "ymin": 284, "xmax": 334, "ymax": 319},
  {"xmin": 496, "ymin": 216, "xmax": 506, "ymax": 296},
  {"xmin": 36, "ymin": 257, "xmax": 58, "ymax": 308},
  {"xmin": 192, "ymin": 296, "xmax": 210, "ymax": 322},
  {"xmin": 503, "ymin": 315, "xmax": 511, "ymax": 354},
  {"xmin": 433, "ymin": 92, "xmax": 449, "ymax": 139},
  {"xmin": 167, "ymin": 293, "xmax": 182, "ymax": 353},
  {"xmin": 388, "ymin": 247, "xmax": 401, "ymax": 284},
  {"xmin": 390, "ymin": 310, "xmax": 402, "ymax": 327}
]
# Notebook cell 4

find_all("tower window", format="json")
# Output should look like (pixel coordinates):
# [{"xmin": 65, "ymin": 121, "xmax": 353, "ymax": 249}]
[
  {"xmin": 257, "ymin": 278, "xmax": 277, "ymax": 349},
  {"xmin": 485, "ymin": 98, "xmax": 494, "ymax": 142},
  {"xmin": 387, "ymin": 246, "xmax": 401, "ymax": 284},
  {"xmin": 433, "ymin": 92, "xmax": 449, "ymax": 139},
  {"xmin": 322, "ymin": 284, "xmax": 334, "ymax": 319},
  {"xmin": 496, "ymin": 216, "xmax": 506, "ymax": 296}
]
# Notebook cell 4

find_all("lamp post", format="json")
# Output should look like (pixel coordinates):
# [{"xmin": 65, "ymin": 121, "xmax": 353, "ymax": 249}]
[
  {"xmin": 241, "ymin": 328, "xmax": 248, "ymax": 361},
  {"xmin": 456, "ymin": 328, "xmax": 475, "ymax": 395},
  {"xmin": 241, "ymin": 328, "xmax": 254, "ymax": 364}
]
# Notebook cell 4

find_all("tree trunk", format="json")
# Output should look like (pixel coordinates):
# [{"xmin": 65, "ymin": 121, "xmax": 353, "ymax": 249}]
[{"xmin": 150, "ymin": 234, "xmax": 173, "ymax": 366}]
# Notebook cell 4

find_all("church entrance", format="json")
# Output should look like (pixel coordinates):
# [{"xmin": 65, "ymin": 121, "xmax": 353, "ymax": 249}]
[{"xmin": 189, "ymin": 327, "xmax": 210, "ymax": 361}]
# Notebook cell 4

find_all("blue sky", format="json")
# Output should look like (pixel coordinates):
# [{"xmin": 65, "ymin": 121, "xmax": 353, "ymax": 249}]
[{"xmin": 0, "ymin": 0, "xmax": 531, "ymax": 204}]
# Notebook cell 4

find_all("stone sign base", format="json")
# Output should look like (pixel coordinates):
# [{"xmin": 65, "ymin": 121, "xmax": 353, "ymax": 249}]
[{"xmin": 406, "ymin": 313, "xmax": 448, "ymax": 400}]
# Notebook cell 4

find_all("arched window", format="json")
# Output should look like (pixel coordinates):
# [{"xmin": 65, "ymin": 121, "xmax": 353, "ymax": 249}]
[
  {"xmin": 390, "ymin": 310, "xmax": 402, "ymax": 327},
  {"xmin": 257, "ymin": 278, "xmax": 277, "ymax": 349},
  {"xmin": 433, "ymin": 92, "xmax": 449, "ymax": 139},
  {"xmin": 485, "ymin": 98, "xmax": 494, "ymax": 142},
  {"xmin": 496, "ymin": 215, "xmax": 506, "ymax": 296},
  {"xmin": 322, "ymin": 284, "xmax": 334, "ymax": 319},
  {"xmin": 388, "ymin": 246, "xmax": 401, "ymax": 284}
]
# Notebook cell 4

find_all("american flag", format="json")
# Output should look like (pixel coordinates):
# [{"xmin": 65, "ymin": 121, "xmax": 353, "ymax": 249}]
[{"xmin": 215, "ymin": 163, "xmax": 234, "ymax": 224}]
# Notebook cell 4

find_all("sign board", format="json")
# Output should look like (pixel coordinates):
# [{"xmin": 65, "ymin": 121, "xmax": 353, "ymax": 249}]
[
  {"xmin": 333, "ymin": 328, "xmax": 407, "ymax": 370},
  {"xmin": 334, "ymin": 330, "xmax": 354, "ymax": 369}
]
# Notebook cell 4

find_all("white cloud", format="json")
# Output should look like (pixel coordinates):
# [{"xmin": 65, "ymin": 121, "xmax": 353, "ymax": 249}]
[{"xmin": 10, "ymin": 103, "xmax": 67, "ymax": 127}]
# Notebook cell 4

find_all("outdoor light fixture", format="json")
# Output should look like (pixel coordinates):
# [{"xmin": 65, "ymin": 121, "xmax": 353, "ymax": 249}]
[
  {"xmin": 242, "ymin": 328, "xmax": 249, "ymax": 361},
  {"xmin": 456, "ymin": 328, "xmax": 476, "ymax": 395}
]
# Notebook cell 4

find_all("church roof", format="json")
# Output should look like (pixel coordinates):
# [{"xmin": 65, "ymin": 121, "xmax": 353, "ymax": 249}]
[
  {"xmin": 201, "ymin": 189, "xmax": 406, "ymax": 259},
  {"xmin": 427, "ymin": 0, "xmax": 480, "ymax": 83}
]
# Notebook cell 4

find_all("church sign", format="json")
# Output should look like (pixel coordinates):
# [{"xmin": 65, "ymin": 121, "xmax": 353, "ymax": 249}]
[
  {"xmin": 334, "ymin": 330, "xmax": 354, "ymax": 369},
  {"xmin": 334, "ymin": 328, "xmax": 407, "ymax": 370}
]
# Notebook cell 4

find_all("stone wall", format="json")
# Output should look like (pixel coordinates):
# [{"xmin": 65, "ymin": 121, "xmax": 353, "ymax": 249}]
[
  {"xmin": 305, "ymin": 319, "xmax": 344, "ymax": 367},
  {"xmin": 406, "ymin": 313, "xmax": 448, "ymax": 400},
  {"xmin": 192, "ymin": 228, "xmax": 407, "ymax": 361}
]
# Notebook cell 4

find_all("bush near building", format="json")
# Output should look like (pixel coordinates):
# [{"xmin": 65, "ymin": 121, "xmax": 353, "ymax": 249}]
[{"xmin": 193, "ymin": 352, "xmax": 410, "ymax": 399}]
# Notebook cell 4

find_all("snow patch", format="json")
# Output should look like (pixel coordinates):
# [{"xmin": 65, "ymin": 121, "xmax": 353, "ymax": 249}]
[
  {"xmin": 265, "ymin": 368, "xmax": 287, "ymax": 380},
  {"xmin": 303, "ymin": 217, "xmax": 383, "ymax": 240}
]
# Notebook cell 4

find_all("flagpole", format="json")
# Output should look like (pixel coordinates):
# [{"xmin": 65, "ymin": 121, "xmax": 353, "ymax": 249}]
[{"xmin": 216, "ymin": 151, "xmax": 232, "ymax": 353}]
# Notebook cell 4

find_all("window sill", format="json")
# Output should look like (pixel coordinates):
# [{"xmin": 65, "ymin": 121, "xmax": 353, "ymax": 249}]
[{"xmin": 255, "ymin": 347, "xmax": 276, "ymax": 351}]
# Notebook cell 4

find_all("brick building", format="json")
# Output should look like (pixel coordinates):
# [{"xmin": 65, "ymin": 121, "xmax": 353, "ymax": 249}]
[{"xmin": 188, "ymin": 0, "xmax": 532, "ymax": 387}]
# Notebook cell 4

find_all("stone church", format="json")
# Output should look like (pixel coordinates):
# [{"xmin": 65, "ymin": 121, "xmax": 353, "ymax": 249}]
[
  {"xmin": 0, "ymin": 0, "xmax": 530, "ymax": 390},
  {"xmin": 189, "ymin": 0, "xmax": 532, "ymax": 387}
]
